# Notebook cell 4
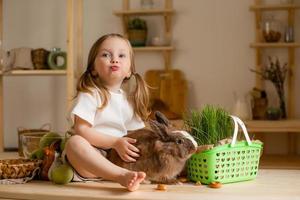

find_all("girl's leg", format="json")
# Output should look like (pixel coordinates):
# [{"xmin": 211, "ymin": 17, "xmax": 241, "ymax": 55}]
[{"xmin": 65, "ymin": 135, "xmax": 145, "ymax": 191}]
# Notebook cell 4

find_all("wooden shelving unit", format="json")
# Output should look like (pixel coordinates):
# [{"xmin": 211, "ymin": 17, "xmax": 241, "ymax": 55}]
[
  {"xmin": 133, "ymin": 46, "xmax": 174, "ymax": 51},
  {"xmin": 250, "ymin": 42, "xmax": 300, "ymax": 48},
  {"xmin": 114, "ymin": 0, "xmax": 174, "ymax": 70},
  {"xmin": 260, "ymin": 154, "xmax": 300, "ymax": 169},
  {"xmin": 0, "ymin": 70, "xmax": 67, "ymax": 76},
  {"xmin": 0, "ymin": 0, "xmax": 83, "ymax": 151},
  {"xmin": 245, "ymin": 119, "xmax": 300, "ymax": 133},
  {"xmin": 250, "ymin": 4, "xmax": 300, "ymax": 11},
  {"xmin": 249, "ymin": 0, "xmax": 300, "ymax": 156},
  {"xmin": 114, "ymin": 8, "xmax": 174, "ymax": 16},
  {"xmin": 114, "ymin": 0, "xmax": 189, "ymax": 118}
]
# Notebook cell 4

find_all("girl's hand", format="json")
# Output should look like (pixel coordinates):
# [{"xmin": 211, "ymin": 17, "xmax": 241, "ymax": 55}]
[{"xmin": 113, "ymin": 137, "xmax": 140, "ymax": 162}]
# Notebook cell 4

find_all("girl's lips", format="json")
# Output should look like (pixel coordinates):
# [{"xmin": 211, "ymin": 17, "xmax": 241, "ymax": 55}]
[{"xmin": 110, "ymin": 66, "xmax": 119, "ymax": 71}]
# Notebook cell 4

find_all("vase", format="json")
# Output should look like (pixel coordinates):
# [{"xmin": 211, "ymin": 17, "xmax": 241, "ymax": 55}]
[
  {"xmin": 47, "ymin": 48, "xmax": 67, "ymax": 70},
  {"xmin": 278, "ymin": 91, "xmax": 287, "ymax": 119},
  {"xmin": 284, "ymin": 26, "xmax": 294, "ymax": 43},
  {"xmin": 232, "ymin": 93, "xmax": 252, "ymax": 120}
]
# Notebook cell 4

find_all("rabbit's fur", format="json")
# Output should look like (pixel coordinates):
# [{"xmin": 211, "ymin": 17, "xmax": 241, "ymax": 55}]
[{"xmin": 107, "ymin": 111, "xmax": 197, "ymax": 184}]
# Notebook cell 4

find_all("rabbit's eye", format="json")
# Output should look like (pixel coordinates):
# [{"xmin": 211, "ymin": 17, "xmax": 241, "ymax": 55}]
[{"xmin": 176, "ymin": 138, "xmax": 184, "ymax": 144}]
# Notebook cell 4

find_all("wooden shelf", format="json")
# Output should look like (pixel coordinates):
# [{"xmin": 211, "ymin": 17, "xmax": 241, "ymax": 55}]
[
  {"xmin": 0, "ymin": 70, "xmax": 67, "ymax": 76},
  {"xmin": 250, "ymin": 42, "xmax": 300, "ymax": 48},
  {"xmin": 250, "ymin": 4, "xmax": 300, "ymax": 11},
  {"xmin": 260, "ymin": 154, "xmax": 300, "ymax": 170},
  {"xmin": 133, "ymin": 46, "xmax": 174, "ymax": 51},
  {"xmin": 114, "ymin": 9, "xmax": 174, "ymax": 16},
  {"xmin": 170, "ymin": 119, "xmax": 300, "ymax": 133},
  {"xmin": 245, "ymin": 119, "xmax": 300, "ymax": 133}
]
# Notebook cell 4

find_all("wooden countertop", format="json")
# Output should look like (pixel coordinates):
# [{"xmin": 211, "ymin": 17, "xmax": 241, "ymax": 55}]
[
  {"xmin": 0, "ymin": 163, "xmax": 300, "ymax": 200},
  {"xmin": 1, "ymin": 154, "xmax": 300, "ymax": 200},
  {"xmin": 0, "ymin": 169, "xmax": 299, "ymax": 200}
]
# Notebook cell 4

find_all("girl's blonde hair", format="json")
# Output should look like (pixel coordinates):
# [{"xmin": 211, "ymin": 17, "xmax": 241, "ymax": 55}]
[{"xmin": 76, "ymin": 33, "xmax": 150, "ymax": 121}]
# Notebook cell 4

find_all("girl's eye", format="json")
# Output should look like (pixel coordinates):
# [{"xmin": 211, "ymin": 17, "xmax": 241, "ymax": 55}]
[
  {"xmin": 119, "ymin": 54, "xmax": 126, "ymax": 58},
  {"xmin": 101, "ymin": 53, "xmax": 111, "ymax": 58}
]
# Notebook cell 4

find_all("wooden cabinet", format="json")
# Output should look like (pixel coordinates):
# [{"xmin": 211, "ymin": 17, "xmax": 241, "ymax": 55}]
[
  {"xmin": 114, "ymin": 0, "xmax": 174, "ymax": 70},
  {"xmin": 114, "ymin": 0, "xmax": 188, "ymax": 119},
  {"xmin": 248, "ymin": 0, "xmax": 300, "ymax": 155},
  {"xmin": 0, "ymin": 0, "xmax": 83, "ymax": 151}
]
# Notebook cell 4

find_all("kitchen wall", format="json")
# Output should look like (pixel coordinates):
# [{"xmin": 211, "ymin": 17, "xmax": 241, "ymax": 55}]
[{"xmin": 3, "ymin": 0, "xmax": 300, "ymax": 154}]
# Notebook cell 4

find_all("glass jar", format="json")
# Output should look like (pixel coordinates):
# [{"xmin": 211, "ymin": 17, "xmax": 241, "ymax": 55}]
[
  {"xmin": 262, "ymin": 16, "xmax": 282, "ymax": 42},
  {"xmin": 140, "ymin": 0, "xmax": 154, "ymax": 9},
  {"xmin": 284, "ymin": 26, "xmax": 294, "ymax": 43}
]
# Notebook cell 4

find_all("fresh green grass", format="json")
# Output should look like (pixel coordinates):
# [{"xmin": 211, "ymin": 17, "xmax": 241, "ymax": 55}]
[{"xmin": 184, "ymin": 105, "xmax": 234, "ymax": 145}]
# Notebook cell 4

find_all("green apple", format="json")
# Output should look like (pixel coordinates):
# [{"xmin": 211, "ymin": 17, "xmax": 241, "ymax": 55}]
[
  {"xmin": 39, "ymin": 132, "xmax": 62, "ymax": 148},
  {"xmin": 51, "ymin": 164, "xmax": 74, "ymax": 184}
]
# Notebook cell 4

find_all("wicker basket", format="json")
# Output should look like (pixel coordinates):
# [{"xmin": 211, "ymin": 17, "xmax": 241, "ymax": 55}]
[
  {"xmin": 187, "ymin": 116, "xmax": 263, "ymax": 184},
  {"xmin": 0, "ymin": 159, "xmax": 42, "ymax": 179},
  {"xmin": 18, "ymin": 124, "xmax": 51, "ymax": 157},
  {"xmin": 31, "ymin": 48, "xmax": 50, "ymax": 69}
]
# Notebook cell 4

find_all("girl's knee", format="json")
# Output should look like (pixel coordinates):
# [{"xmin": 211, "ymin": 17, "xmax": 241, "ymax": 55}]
[{"xmin": 65, "ymin": 135, "xmax": 89, "ymax": 152}]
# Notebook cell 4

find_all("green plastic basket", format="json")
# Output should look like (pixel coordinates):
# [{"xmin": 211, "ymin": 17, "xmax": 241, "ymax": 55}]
[{"xmin": 187, "ymin": 116, "xmax": 263, "ymax": 184}]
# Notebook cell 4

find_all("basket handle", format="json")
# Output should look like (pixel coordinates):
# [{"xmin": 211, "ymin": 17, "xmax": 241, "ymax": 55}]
[{"xmin": 230, "ymin": 115, "xmax": 252, "ymax": 147}]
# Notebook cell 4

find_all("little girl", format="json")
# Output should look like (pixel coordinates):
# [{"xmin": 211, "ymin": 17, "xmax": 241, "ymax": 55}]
[{"xmin": 65, "ymin": 33, "xmax": 150, "ymax": 191}]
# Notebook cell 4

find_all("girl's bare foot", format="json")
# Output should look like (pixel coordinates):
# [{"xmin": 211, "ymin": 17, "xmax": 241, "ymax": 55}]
[{"xmin": 119, "ymin": 171, "xmax": 146, "ymax": 192}]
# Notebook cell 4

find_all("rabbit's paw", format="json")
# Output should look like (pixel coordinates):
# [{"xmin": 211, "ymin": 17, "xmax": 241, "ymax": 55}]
[{"xmin": 152, "ymin": 177, "xmax": 181, "ymax": 185}]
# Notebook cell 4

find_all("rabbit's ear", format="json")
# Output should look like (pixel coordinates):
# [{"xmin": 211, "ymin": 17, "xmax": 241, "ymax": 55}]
[
  {"xmin": 149, "ymin": 119, "xmax": 169, "ymax": 140},
  {"xmin": 154, "ymin": 111, "xmax": 169, "ymax": 127}
]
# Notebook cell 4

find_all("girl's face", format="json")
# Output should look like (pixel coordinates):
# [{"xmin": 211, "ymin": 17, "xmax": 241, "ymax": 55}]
[{"xmin": 93, "ymin": 37, "xmax": 132, "ymax": 91}]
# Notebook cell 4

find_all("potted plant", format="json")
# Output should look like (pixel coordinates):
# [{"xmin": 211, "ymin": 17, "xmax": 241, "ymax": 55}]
[
  {"xmin": 184, "ymin": 105, "xmax": 263, "ymax": 185},
  {"xmin": 127, "ymin": 17, "xmax": 147, "ymax": 46}
]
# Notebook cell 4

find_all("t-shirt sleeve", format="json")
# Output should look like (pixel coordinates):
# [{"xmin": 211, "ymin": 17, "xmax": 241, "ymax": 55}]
[
  {"xmin": 71, "ymin": 92, "xmax": 98, "ymax": 126},
  {"xmin": 125, "ymin": 115, "xmax": 145, "ymax": 131}
]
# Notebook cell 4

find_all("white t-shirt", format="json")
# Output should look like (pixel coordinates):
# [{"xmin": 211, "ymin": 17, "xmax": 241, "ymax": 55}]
[{"xmin": 71, "ymin": 89, "xmax": 145, "ymax": 137}]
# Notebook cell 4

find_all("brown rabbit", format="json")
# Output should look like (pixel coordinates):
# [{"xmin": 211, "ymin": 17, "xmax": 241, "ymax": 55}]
[{"xmin": 107, "ymin": 111, "xmax": 197, "ymax": 184}]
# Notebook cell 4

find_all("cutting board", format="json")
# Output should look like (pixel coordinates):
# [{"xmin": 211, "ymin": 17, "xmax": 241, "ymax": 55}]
[{"xmin": 145, "ymin": 69, "xmax": 188, "ymax": 119}]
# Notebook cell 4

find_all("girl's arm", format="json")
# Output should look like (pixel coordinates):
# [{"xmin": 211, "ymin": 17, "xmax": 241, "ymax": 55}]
[{"xmin": 73, "ymin": 116, "xmax": 139, "ymax": 162}]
